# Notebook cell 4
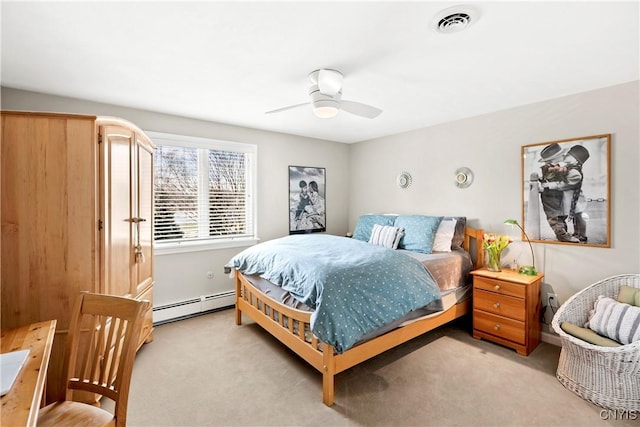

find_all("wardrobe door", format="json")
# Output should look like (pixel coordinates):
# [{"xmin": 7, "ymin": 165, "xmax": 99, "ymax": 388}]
[
  {"xmin": 99, "ymin": 124, "xmax": 154, "ymax": 346},
  {"xmin": 134, "ymin": 133, "xmax": 155, "ymax": 346},
  {"xmin": 134, "ymin": 133, "xmax": 154, "ymax": 297},
  {"xmin": 99, "ymin": 125, "xmax": 134, "ymax": 298}
]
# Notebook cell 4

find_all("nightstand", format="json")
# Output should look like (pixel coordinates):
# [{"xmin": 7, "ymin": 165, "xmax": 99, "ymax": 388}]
[{"xmin": 471, "ymin": 268, "xmax": 543, "ymax": 356}]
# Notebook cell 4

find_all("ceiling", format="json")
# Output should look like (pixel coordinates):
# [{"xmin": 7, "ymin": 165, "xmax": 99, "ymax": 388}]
[{"xmin": 2, "ymin": 1, "xmax": 638, "ymax": 144}]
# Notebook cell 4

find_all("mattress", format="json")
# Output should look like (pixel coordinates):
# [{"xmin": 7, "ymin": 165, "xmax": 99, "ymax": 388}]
[
  {"xmin": 243, "ymin": 247, "xmax": 472, "ymax": 311},
  {"xmin": 401, "ymin": 247, "xmax": 473, "ymax": 292}
]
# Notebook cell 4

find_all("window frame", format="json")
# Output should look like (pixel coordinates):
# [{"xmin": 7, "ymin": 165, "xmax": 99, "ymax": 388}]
[{"xmin": 147, "ymin": 131, "xmax": 258, "ymax": 255}]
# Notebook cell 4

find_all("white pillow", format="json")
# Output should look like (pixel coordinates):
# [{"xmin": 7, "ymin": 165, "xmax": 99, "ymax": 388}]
[
  {"xmin": 369, "ymin": 224, "xmax": 404, "ymax": 249},
  {"xmin": 431, "ymin": 218, "xmax": 457, "ymax": 252},
  {"xmin": 586, "ymin": 296, "xmax": 640, "ymax": 345}
]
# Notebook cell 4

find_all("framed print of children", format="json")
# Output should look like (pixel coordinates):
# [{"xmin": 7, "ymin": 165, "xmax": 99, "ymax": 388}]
[
  {"xmin": 288, "ymin": 166, "xmax": 326, "ymax": 234},
  {"xmin": 521, "ymin": 135, "xmax": 611, "ymax": 247}
]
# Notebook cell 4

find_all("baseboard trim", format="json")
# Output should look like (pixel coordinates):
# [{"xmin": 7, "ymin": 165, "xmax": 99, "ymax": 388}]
[
  {"xmin": 541, "ymin": 330, "xmax": 562, "ymax": 347},
  {"xmin": 153, "ymin": 305, "xmax": 234, "ymax": 326},
  {"xmin": 153, "ymin": 291, "xmax": 235, "ymax": 324}
]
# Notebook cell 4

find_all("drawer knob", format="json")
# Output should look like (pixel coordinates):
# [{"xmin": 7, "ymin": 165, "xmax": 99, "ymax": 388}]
[
  {"xmin": 494, "ymin": 324, "xmax": 501, "ymax": 330},
  {"xmin": 493, "ymin": 302, "xmax": 500, "ymax": 309},
  {"xmin": 494, "ymin": 285, "xmax": 501, "ymax": 291}
]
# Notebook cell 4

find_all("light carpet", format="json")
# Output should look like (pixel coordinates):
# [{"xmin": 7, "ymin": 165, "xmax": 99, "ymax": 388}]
[{"xmin": 108, "ymin": 308, "xmax": 638, "ymax": 426}]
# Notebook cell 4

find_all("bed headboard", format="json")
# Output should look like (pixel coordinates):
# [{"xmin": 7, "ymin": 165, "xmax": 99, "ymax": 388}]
[{"xmin": 463, "ymin": 226, "xmax": 485, "ymax": 270}]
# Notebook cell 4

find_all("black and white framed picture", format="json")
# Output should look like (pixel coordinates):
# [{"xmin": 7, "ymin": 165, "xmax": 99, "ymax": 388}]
[
  {"xmin": 521, "ymin": 134, "xmax": 611, "ymax": 247},
  {"xmin": 289, "ymin": 166, "xmax": 326, "ymax": 234}
]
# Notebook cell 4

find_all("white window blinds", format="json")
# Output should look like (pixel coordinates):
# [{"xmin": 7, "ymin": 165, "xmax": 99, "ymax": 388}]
[{"xmin": 150, "ymin": 132, "xmax": 257, "ymax": 248}]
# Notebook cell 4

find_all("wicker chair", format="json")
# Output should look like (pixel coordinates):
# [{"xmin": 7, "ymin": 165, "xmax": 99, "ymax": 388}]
[{"xmin": 551, "ymin": 274, "xmax": 640, "ymax": 411}]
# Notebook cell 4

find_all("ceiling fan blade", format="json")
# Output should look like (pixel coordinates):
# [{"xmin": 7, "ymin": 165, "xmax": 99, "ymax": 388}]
[
  {"xmin": 317, "ymin": 69, "xmax": 343, "ymax": 96},
  {"xmin": 340, "ymin": 100, "xmax": 382, "ymax": 119},
  {"xmin": 265, "ymin": 102, "xmax": 309, "ymax": 114}
]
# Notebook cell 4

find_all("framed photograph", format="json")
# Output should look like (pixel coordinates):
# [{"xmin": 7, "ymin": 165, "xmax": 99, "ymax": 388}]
[
  {"xmin": 289, "ymin": 166, "xmax": 326, "ymax": 234},
  {"xmin": 521, "ymin": 134, "xmax": 610, "ymax": 247}
]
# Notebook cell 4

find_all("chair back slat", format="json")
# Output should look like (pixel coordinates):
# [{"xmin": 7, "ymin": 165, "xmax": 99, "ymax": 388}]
[
  {"xmin": 104, "ymin": 317, "xmax": 126, "ymax": 387},
  {"xmin": 85, "ymin": 315, "xmax": 106, "ymax": 385}
]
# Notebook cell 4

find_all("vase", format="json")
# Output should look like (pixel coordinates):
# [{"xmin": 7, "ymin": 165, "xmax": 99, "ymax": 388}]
[{"xmin": 487, "ymin": 251, "xmax": 501, "ymax": 272}]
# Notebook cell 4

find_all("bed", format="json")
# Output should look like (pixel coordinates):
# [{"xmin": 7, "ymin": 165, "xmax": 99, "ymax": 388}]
[{"xmin": 228, "ymin": 215, "xmax": 484, "ymax": 406}]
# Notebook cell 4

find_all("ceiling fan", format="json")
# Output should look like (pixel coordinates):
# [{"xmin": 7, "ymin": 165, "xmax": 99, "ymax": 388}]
[{"xmin": 266, "ymin": 69, "xmax": 382, "ymax": 119}]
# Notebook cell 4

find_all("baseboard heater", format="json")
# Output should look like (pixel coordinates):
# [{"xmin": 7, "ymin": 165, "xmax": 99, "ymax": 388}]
[{"xmin": 153, "ymin": 290, "xmax": 235, "ymax": 324}]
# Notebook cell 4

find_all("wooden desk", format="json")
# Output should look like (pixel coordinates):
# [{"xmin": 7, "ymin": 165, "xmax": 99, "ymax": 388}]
[{"xmin": 1, "ymin": 320, "xmax": 57, "ymax": 427}]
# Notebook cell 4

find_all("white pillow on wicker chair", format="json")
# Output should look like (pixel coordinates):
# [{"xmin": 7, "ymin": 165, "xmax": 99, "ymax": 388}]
[
  {"xmin": 369, "ymin": 224, "xmax": 404, "ymax": 249},
  {"xmin": 586, "ymin": 295, "xmax": 640, "ymax": 345}
]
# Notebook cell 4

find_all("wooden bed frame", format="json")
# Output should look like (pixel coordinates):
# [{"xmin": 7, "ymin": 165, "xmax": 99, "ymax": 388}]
[{"xmin": 234, "ymin": 227, "xmax": 484, "ymax": 406}]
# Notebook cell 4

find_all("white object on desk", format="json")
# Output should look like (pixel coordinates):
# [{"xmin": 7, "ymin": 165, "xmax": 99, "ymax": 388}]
[{"xmin": 0, "ymin": 349, "xmax": 30, "ymax": 396}]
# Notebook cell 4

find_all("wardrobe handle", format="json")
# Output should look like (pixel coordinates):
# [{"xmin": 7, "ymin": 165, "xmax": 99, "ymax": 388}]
[
  {"xmin": 493, "ymin": 302, "xmax": 500, "ymax": 309},
  {"xmin": 125, "ymin": 217, "xmax": 147, "ymax": 223},
  {"xmin": 134, "ymin": 245, "xmax": 145, "ymax": 264}
]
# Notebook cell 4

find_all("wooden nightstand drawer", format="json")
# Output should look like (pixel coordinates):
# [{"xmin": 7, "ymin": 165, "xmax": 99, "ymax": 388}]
[
  {"xmin": 474, "ymin": 276, "xmax": 525, "ymax": 298},
  {"xmin": 474, "ymin": 310, "xmax": 525, "ymax": 345},
  {"xmin": 474, "ymin": 289, "xmax": 526, "ymax": 321}
]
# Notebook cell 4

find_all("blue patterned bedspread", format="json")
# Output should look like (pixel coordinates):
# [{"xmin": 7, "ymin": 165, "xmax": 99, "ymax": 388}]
[{"xmin": 227, "ymin": 234, "xmax": 442, "ymax": 353}]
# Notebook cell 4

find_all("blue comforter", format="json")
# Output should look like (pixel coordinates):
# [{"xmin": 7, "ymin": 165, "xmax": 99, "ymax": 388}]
[{"xmin": 227, "ymin": 234, "xmax": 442, "ymax": 353}]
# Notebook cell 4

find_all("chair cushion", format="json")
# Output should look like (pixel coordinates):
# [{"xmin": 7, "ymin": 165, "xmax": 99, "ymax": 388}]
[
  {"xmin": 618, "ymin": 285, "xmax": 640, "ymax": 306},
  {"xmin": 560, "ymin": 321, "xmax": 621, "ymax": 347},
  {"xmin": 38, "ymin": 401, "xmax": 115, "ymax": 427}
]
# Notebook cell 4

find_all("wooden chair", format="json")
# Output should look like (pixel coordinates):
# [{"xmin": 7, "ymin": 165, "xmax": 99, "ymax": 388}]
[{"xmin": 38, "ymin": 292, "xmax": 150, "ymax": 427}]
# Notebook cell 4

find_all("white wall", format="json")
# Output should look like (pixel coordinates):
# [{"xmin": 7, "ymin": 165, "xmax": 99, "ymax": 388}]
[
  {"xmin": 348, "ymin": 81, "xmax": 640, "ymax": 305},
  {"xmin": 4, "ymin": 81, "xmax": 639, "ymax": 316},
  {"xmin": 1, "ymin": 87, "xmax": 350, "ymax": 312}
]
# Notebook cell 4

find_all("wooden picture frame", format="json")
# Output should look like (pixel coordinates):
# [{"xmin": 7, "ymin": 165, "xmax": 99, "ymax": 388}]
[
  {"xmin": 289, "ymin": 166, "xmax": 326, "ymax": 234},
  {"xmin": 521, "ymin": 134, "xmax": 611, "ymax": 247}
]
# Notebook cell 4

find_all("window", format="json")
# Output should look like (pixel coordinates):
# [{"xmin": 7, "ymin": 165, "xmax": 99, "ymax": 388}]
[{"xmin": 148, "ymin": 131, "xmax": 257, "ymax": 253}]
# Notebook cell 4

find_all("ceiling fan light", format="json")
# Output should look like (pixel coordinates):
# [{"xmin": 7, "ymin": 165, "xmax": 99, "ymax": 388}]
[
  {"xmin": 312, "ymin": 100, "xmax": 339, "ymax": 118},
  {"xmin": 313, "ymin": 106, "xmax": 338, "ymax": 118}
]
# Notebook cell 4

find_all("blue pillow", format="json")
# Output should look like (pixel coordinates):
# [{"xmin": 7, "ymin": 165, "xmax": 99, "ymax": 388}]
[
  {"xmin": 394, "ymin": 215, "xmax": 444, "ymax": 253},
  {"xmin": 352, "ymin": 214, "xmax": 397, "ymax": 241}
]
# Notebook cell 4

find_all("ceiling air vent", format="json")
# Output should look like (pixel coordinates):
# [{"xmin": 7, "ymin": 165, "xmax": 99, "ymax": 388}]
[
  {"xmin": 437, "ymin": 12, "xmax": 471, "ymax": 33},
  {"xmin": 432, "ymin": 6, "xmax": 478, "ymax": 34}
]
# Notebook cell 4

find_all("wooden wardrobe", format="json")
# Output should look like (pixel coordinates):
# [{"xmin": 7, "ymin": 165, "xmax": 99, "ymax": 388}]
[{"xmin": 1, "ymin": 110, "xmax": 155, "ymax": 402}]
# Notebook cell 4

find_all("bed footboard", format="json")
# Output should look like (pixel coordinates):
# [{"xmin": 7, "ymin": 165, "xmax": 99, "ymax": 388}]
[
  {"xmin": 235, "ymin": 272, "xmax": 341, "ymax": 404},
  {"xmin": 235, "ymin": 272, "xmax": 472, "ymax": 406},
  {"xmin": 234, "ymin": 226, "xmax": 483, "ymax": 406},
  {"xmin": 235, "ymin": 273, "xmax": 325, "ymax": 370}
]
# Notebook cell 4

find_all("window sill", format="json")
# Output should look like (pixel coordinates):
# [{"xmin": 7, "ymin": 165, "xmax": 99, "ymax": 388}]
[{"xmin": 154, "ymin": 237, "xmax": 259, "ymax": 255}]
